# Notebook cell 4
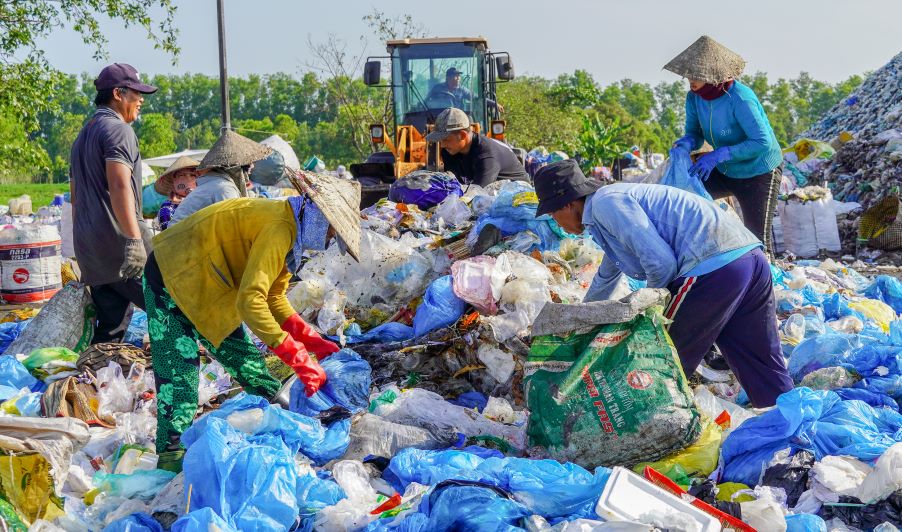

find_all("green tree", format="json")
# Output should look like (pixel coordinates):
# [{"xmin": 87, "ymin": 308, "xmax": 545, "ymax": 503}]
[
  {"xmin": 0, "ymin": 1, "xmax": 179, "ymax": 167},
  {"xmin": 497, "ymin": 77, "xmax": 581, "ymax": 150},
  {"xmin": 573, "ymin": 113, "xmax": 630, "ymax": 170},
  {"xmin": 136, "ymin": 113, "xmax": 178, "ymax": 158},
  {"xmin": 0, "ymin": 112, "xmax": 51, "ymax": 183}
]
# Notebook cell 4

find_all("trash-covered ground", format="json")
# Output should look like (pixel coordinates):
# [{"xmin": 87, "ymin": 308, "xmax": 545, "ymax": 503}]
[{"xmin": 1, "ymin": 175, "xmax": 902, "ymax": 532}]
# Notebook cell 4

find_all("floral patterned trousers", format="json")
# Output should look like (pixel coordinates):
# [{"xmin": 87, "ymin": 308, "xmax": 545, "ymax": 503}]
[{"xmin": 143, "ymin": 253, "xmax": 281, "ymax": 453}]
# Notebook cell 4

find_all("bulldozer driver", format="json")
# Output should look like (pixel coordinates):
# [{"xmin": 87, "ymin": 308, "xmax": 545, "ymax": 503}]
[{"xmin": 428, "ymin": 67, "xmax": 504, "ymax": 114}]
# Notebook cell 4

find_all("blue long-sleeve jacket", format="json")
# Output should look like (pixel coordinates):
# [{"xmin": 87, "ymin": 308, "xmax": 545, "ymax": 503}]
[
  {"xmin": 583, "ymin": 183, "xmax": 761, "ymax": 302},
  {"xmin": 684, "ymin": 80, "xmax": 782, "ymax": 178}
]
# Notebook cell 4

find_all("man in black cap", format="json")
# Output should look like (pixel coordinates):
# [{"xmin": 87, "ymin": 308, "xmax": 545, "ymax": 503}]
[
  {"xmin": 427, "ymin": 67, "xmax": 504, "ymax": 113},
  {"xmin": 70, "ymin": 63, "xmax": 158, "ymax": 344},
  {"xmin": 532, "ymin": 160, "xmax": 793, "ymax": 408},
  {"xmin": 427, "ymin": 108, "xmax": 528, "ymax": 187}
]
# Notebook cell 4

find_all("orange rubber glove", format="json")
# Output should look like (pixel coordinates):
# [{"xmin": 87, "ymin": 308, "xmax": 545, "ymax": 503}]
[
  {"xmin": 281, "ymin": 314, "xmax": 340, "ymax": 359},
  {"xmin": 272, "ymin": 334, "xmax": 326, "ymax": 397}
]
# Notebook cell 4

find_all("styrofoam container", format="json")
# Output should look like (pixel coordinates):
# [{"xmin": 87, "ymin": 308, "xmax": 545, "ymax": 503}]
[{"xmin": 595, "ymin": 467, "xmax": 722, "ymax": 532}]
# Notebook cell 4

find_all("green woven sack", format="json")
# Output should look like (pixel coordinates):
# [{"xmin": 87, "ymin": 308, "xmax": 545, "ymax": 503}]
[{"xmin": 526, "ymin": 311, "xmax": 702, "ymax": 468}]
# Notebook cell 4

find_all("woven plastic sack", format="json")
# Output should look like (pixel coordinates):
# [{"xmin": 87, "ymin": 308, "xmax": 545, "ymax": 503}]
[
  {"xmin": 3, "ymin": 282, "xmax": 94, "ymax": 357},
  {"xmin": 859, "ymin": 195, "xmax": 902, "ymax": 251},
  {"xmin": 388, "ymin": 170, "xmax": 462, "ymax": 209},
  {"xmin": 661, "ymin": 148, "xmax": 713, "ymax": 200},
  {"xmin": 525, "ymin": 310, "xmax": 702, "ymax": 468}
]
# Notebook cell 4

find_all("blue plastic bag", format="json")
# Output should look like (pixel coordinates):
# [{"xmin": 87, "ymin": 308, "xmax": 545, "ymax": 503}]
[
  {"xmin": 290, "ymin": 349, "xmax": 372, "ymax": 418},
  {"xmin": 785, "ymin": 513, "xmax": 826, "ymax": 532},
  {"xmin": 835, "ymin": 387, "xmax": 899, "ymax": 411},
  {"xmin": 124, "ymin": 310, "xmax": 147, "ymax": 347},
  {"xmin": 864, "ymin": 275, "xmax": 902, "ymax": 314},
  {"xmin": 721, "ymin": 388, "xmax": 902, "ymax": 486},
  {"xmin": 383, "ymin": 448, "xmax": 611, "ymax": 519},
  {"xmin": 343, "ymin": 322, "xmax": 415, "ymax": 344},
  {"xmin": 0, "ymin": 321, "xmax": 29, "ymax": 355},
  {"xmin": 297, "ymin": 471, "xmax": 346, "ymax": 516},
  {"xmin": 171, "ymin": 508, "xmax": 238, "ymax": 532},
  {"xmin": 661, "ymin": 148, "xmax": 713, "ymax": 200},
  {"xmin": 412, "ymin": 276, "xmax": 466, "ymax": 337},
  {"xmin": 788, "ymin": 334, "xmax": 862, "ymax": 381},
  {"xmin": 183, "ymin": 393, "xmax": 350, "ymax": 466},
  {"xmin": 182, "ymin": 416, "xmax": 300, "ymax": 531},
  {"xmin": 0, "ymin": 355, "xmax": 37, "ymax": 391},
  {"xmin": 388, "ymin": 171, "xmax": 462, "ymax": 209},
  {"xmin": 468, "ymin": 181, "xmax": 560, "ymax": 251},
  {"xmin": 102, "ymin": 513, "xmax": 164, "ymax": 532}
]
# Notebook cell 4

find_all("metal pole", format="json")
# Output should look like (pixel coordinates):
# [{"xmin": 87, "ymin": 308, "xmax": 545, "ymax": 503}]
[{"xmin": 216, "ymin": 0, "xmax": 231, "ymax": 131}]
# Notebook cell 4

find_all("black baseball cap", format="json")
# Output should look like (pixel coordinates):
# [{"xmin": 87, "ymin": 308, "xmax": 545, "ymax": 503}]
[
  {"xmin": 534, "ymin": 160, "xmax": 601, "ymax": 216},
  {"xmin": 94, "ymin": 63, "xmax": 158, "ymax": 94},
  {"xmin": 446, "ymin": 67, "xmax": 462, "ymax": 77}
]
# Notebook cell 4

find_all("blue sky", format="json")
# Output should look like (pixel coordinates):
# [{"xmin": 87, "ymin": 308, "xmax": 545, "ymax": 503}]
[{"xmin": 39, "ymin": 0, "xmax": 902, "ymax": 85}]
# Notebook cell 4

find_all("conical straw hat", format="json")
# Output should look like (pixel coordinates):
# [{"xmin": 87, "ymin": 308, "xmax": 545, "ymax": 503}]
[
  {"xmin": 199, "ymin": 129, "xmax": 272, "ymax": 170},
  {"xmin": 288, "ymin": 171, "xmax": 361, "ymax": 262},
  {"xmin": 154, "ymin": 156, "xmax": 200, "ymax": 195},
  {"xmin": 663, "ymin": 35, "xmax": 746, "ymax": 84}
]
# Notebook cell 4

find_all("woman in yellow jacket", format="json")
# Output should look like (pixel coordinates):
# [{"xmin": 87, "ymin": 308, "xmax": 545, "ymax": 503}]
[{"xmin": 143, "ymin": 172, "xmax": 361, "ymax": 452}]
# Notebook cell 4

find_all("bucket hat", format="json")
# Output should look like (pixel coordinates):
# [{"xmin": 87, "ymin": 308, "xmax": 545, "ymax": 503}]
[
  {"xmin": 198, "ymin": 130, "xmax": 272, "ymax": 171},
  {"xmin": 663, "ymin": 35, "xmax": 746, "ymax": 84},
  {"xmin": 153, "ymin": 156, "xmax": 200, "ymax": 195},
  {"xmin": 288, "ymin": 171, "xmax": 362, "ymax": 261},
  {"xmin": 534, "ymin": 159, "xmax": 601, "ymax": 217}
]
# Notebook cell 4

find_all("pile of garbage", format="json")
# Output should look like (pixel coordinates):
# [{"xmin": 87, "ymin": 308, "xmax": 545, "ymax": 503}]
[
  {"xmin": 787, "ymin": 50, "xmax": 902, "ymax": 258},
  {"xmin": 1, "ymin": 179, "xmax": 902, "ymax": 531}
]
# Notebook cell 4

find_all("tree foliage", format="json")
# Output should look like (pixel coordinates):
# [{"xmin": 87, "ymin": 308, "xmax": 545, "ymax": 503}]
[
  {"xmin": 10, "ymin": 69, "xmax": 864, "ymax": 184},
  {"xmin": 0, "ymin": 0, "xmax": 179, "ymax": 182}
]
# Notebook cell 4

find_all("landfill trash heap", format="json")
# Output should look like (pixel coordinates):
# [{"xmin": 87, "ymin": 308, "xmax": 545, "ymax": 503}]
[
  {"xmin": 782, "ymin": 50, "xmax": 902, "ymax": 260},
  {"xmin": 1, "ymin": 179, "xmax": 902, "ymax": 531}
]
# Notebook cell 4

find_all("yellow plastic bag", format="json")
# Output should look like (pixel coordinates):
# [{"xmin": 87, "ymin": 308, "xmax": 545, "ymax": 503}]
[
  {"xmin": 633, "ymin": 419, "xmax": 722, "ymax": 477},
  {"xmin": 783, "ymin": 138, "xmax": 835, "ymax": 163},
  {"xmin": 0, "ymin": 453, "xmax": 65, "ymax": 526},
  {"xmin": 849, "ymin": 298, "xmax": 897, "ymax": 332},
  {"xmin": 717, "ymin": 482, "xmax": 755, "ymax": 503}
]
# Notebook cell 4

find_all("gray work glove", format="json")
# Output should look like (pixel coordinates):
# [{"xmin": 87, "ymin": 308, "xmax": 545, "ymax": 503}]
[{"xmin": 121, "ymin": 238, "xmax": 147, "ymax": 279}]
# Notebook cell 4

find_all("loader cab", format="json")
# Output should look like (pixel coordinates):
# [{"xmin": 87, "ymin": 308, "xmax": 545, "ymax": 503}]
[{"xmin": 364, "ymin": 37, "xmax": 513, "ymax": 139}]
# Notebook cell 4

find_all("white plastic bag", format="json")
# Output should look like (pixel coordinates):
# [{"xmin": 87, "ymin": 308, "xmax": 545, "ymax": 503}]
[{"xmin": 778, "ymin": 194, "xmax": 841, "ymax": 258}]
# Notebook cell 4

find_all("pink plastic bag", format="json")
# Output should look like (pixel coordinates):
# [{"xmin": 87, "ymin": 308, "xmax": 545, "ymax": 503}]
[{"xmin": 450, "ymin": 256, "xmax": 510, "ymax": 315}]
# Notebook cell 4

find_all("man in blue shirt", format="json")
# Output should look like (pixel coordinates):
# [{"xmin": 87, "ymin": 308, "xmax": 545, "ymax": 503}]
[{"xmin": 533, "ymin": 160, "xmax": 793, "ymax": 407}]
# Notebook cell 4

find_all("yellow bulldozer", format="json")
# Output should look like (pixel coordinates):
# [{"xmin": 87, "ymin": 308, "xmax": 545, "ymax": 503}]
[{"xmin": 351, "ymin": 36, "xmax": 516, "ymax": 206}]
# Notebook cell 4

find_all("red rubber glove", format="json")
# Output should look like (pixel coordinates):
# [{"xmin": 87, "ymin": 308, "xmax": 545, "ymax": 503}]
[
  {"xmin": 281, "ymin": 314, "xmax": 340, "ymax": 359},
  {"xmin": 272, "ymin": 335, "xmax": 326, "ymax": 397}
]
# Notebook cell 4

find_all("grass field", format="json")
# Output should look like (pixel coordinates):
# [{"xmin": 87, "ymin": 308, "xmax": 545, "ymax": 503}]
[{"xmin": 0, "ymin": 183, "xmax": 69, "ymax": 209}]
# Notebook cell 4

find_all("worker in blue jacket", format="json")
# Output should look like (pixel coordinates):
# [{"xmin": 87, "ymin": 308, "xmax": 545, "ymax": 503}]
[
  {"xmin": 665, "ymin": 36, "xmax": 783, "ymax": 254},
  {"xmin": 534, "ymin": 160, "xmax": 793, "ymax": 407}
]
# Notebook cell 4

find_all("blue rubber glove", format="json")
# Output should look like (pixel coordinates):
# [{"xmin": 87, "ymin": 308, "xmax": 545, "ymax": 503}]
[
  {"xmin": 672, "ymin": 135, "xmax": 694, "ymax": 153},
  {"xmin": 689, "ymin": 147, "xmax": 731, "ymax": 181}
]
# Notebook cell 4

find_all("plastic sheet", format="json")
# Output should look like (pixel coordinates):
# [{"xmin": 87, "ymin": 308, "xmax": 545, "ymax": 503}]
[
  {"xmin": 0, "ymin": 320, "xmax": 29, "ymax": 355},
  {"xmin": 181, "ymin": 416, "xmax": 300, "ymax": 531},
  {"xmin": 101, "ymin": 512, "xmax": 164, "ymax": 532},
  {"xmin": 371, "ymin": 387, "xmax": 526, "ymax": 450},
  {"xmin": 383, "ymin": 448, "xmax": 611, "ymax": 519},
  {"xmin": 660, "ymin": 147, "xmax": 713, "ymax": 200},
  {"xmin": 170, "ymin": 508, "xmax": 238, "ymax": 532},
  {"xmin": 721, "ymin": 388, "xmax": 902, "ymax": 486},
  {"xmin": 183, "ymin": 393, "xmax": 350, "ymax": 465},
  {"xmin": 290, "ymin": 349, "xmax": 372, "ymax": 418}
]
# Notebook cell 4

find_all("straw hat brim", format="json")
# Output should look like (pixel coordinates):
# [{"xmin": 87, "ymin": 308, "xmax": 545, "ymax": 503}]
[
  {"xmin": 663, "ymin": 35, "xmax": 746, "ymax": 84},
  {"xmin": 288, "ymin": 171, "xmax": 361, "ymax": 262},
  {"xmin": 199, "ymin": 130, "xmax": 272, "ymax": 171},
  {"xmin": 154, "ymin": 157, "xmax": 200, "ymax": 195}
]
